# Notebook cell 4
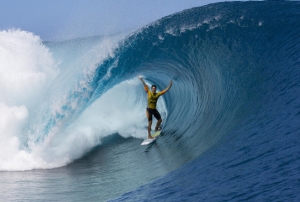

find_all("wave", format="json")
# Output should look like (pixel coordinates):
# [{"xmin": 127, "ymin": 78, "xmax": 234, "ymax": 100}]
[
  {"xmin": 1, "ymin": 1, "xmax": 300, "ymax": 201},
  {"xmin": 0, "ymin": 2, "xmax": 300, "ymax": 200}
]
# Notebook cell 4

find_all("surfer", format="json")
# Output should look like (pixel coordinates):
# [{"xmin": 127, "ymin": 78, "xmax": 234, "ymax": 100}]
[{"xmin": 138, "ymin": 76, "xmax": 172, "ymax": 139}]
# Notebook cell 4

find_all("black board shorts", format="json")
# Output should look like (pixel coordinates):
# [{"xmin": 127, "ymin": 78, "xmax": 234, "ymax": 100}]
[{"xmin": 147, "ymin": 108, "xmax": 161, "ymax": 121}]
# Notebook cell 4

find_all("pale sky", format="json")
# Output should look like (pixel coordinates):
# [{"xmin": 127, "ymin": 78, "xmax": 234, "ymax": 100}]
[{"xmin": 0, "ymin": 0, "xmax": 249, "ymax": 41}]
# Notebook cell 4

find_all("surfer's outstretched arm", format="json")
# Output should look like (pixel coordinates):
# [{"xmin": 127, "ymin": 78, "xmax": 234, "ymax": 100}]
[
  {"xmin": 138, "ymin": 76, "xmax": 148, "ymax": 92},
  {"xmin": 161, "ymin": 80, "xmax": 172, "ymax": 94}
]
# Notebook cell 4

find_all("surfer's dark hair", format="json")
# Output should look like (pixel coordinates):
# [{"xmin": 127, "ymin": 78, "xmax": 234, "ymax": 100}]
[{"xmin": 151, "ymin": 85, "xmax": 157, "ymax": 89}]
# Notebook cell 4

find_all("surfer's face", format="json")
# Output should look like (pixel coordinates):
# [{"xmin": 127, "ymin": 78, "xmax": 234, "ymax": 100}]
[{"xmin": 151, "ymin": 86, "xmax": 156, "ymax": 93}]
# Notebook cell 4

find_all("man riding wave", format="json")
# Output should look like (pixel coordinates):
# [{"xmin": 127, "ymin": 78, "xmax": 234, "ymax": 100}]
[{"xmin": 138, "ymin": 76, "xmax": 172, "ymax": 139}]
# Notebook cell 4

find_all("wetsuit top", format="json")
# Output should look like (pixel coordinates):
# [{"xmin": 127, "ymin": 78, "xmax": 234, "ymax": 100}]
[{"xmin": 144, "ymin": 86, "xmax": 166, "ymax": 109}]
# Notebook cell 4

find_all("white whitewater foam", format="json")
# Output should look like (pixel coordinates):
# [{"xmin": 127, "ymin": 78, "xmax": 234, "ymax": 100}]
[
  {"xmin": 0, "ymin": 29, "xmax": 58, "ymax": 171},
  {"xmin": 0, "ymin": 29, "xmax": 166, "ymax": 171}
]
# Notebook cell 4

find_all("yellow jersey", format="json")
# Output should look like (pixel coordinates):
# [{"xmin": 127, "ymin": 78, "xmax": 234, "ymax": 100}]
[{"xmin": 144, "ymin": 86, "xmax": 166, "ymax": 109}]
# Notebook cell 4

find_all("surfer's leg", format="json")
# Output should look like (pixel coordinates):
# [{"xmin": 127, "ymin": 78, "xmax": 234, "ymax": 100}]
[
  {"xmin": 148, "ymin": 121, "xmax": 152, "ymax": 139},
  {"xmin": 155, "ymin": 119, "xmax": 162, "ymax": 131},
  {"xmin": 146, "ymin": 108, "xmax": 153, "ymax": 139},
  {"xmin": 153, "ymin": 109, "xmax": 162, "ymax": 131}
]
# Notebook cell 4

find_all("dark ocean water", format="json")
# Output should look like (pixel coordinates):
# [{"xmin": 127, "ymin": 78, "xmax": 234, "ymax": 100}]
[{"xmin": 1, "ymin": 1, "xmax": 300, "ymax": 201}]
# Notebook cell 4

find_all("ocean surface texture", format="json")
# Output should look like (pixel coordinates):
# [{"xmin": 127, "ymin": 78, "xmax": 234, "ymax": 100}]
[{"xmin": 1, "ymin": 1, "xmax": 300, "ymax": 201}]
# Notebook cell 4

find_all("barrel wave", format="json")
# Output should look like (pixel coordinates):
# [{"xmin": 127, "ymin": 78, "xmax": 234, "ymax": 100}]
[{"xmin": 1, "ymin": 1, "xmax": 300, "ymax": 201}]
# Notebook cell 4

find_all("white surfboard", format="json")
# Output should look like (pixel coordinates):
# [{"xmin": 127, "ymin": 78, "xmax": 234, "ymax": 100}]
[{"xmin": 141, "ymin": 130, "xmax": 161, "ymax": 145}]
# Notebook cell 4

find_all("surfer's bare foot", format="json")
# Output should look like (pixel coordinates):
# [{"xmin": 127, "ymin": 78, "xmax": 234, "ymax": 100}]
[
  {"xmin": 148, "ymin": 136, "xmax": 154, "ymax": 139},
  {"xmin": 155, "ymin": 127, "xmax": 162, "ymax": 132}
]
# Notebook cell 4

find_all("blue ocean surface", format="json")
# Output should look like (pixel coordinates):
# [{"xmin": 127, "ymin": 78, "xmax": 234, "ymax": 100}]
[{"xmin": 1, "ymin": 1, "xmax": 300, "ymax": 201}]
